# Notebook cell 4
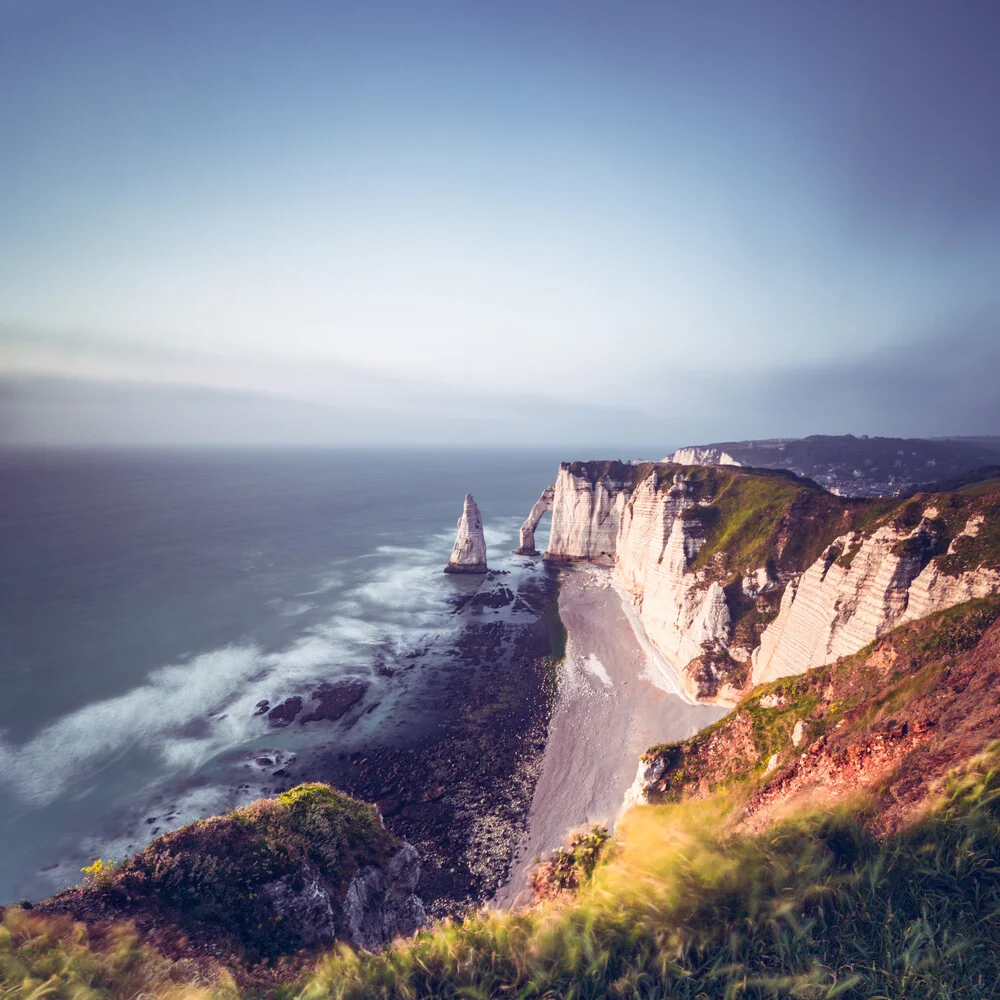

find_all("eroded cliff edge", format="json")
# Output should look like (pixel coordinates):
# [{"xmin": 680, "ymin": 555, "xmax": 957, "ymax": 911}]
[{"xmin": 528, "ymin": 461, "xmax": 1000, "ymax": 703}]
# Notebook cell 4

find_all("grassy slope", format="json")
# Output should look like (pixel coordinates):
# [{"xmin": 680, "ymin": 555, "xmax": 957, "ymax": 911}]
[
  {"xmin": 642, "ymin": 599, "xmax": 1000, "ymax": 816},
  {"xmin": 9, "ymin": 748, "xmax": 1000, "ymax": 999}
]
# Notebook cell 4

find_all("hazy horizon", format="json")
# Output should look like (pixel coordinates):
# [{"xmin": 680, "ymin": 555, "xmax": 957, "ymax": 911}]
[{"xmin": 3, "ymin": 1, "xmax": 999, "ymax": 447}]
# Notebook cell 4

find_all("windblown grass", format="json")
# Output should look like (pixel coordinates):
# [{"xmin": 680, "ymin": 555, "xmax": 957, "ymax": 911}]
[
  {"xmin": 8, "ymin": 749, "xmax": 1000, "ymax": 999},
  {"xmin": 302, "ymin": 748, "xmax": 1000, "ymax": 999},
  {"xmin": 0, "ymin": 909, "xmax": 236, "ymax": 1000}
]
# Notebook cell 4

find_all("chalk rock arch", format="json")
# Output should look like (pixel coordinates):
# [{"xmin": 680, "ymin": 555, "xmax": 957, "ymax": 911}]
[{"xmin": 514, "ymin": 483, "xmax": 556, "ymax": 555}]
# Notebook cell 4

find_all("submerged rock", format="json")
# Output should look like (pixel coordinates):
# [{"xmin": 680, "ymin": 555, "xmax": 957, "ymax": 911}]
[{"xmin": 444, "ymin": 494, "xmax": 488, "ymax": 574}]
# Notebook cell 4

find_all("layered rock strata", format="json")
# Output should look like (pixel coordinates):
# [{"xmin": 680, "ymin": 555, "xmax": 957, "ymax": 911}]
[
  {"xmin": 445, "ymin": 494, "xmax": 488, "ymax": 573},
  {"xmin": 530, "ymin": 461, "xmax": 1000, "ymax": 703},
  {"xmin": 752, "ymin": 517, "xmax": 1000, "ymax": 685}
]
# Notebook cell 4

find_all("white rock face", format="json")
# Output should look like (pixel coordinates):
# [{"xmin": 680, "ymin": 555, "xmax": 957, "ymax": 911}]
[
  {"xmin": 444, "ymin": 494, "xmax": 488, "ymax": 574},
  {"xmin": 621, "ymin": 754, "xmax": 668, "ymax": 812},
  {"xmin": 515, "ymin": 482, "xmax": 556, "ymax": 555},
  {"xmin": 751, "ymin": 514, "xmax": 1000, "ymax": 685},
  {"xmin": 546, "ymin": 465, "xmax": 632, "ymax": 563},
  {"xmin": 532, "ymin": 463, "xmax": 1000, "ymax": 702},
  {"xmin": 667, "ymin": 447, "xmax": 741, "ymax": 467}
]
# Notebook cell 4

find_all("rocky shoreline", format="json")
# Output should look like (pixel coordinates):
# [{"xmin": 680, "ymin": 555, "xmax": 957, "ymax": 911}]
[{"xmin": 247, "ymin": 567, "xmax": 561, "ymax": 918}]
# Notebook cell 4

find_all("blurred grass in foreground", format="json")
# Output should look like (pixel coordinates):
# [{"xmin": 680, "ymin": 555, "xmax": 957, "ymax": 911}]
[{"xmin": 7, "ymin": 745, "xmax": 1000, "ymax": 999}]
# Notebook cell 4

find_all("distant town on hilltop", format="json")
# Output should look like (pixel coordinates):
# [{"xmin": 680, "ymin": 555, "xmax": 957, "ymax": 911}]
[{"xmin": 662, "ymin": 434, "xmax": 1000, "ymax": 498}]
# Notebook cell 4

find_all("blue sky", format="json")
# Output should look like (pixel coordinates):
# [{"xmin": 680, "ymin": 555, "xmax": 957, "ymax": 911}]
[{"xmin": 2, "ymin": 1, "xmax": 999, "ymax": 446}]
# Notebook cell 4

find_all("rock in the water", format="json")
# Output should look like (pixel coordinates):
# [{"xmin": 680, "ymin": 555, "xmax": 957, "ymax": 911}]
[
  {"xmin": 299, "ymin": 680, "xmax": 367, "ymax": 724},
  {"xmin": 444, "ymin": 494, "xmax": 488, "ymax": 574},
  {"xmin": 268, "ymin": 696, "xmax": 303, "ymax": 727}
]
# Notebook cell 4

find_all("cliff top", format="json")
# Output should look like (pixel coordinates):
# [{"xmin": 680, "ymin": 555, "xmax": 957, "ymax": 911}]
[
  {"xmin": 38, "ymin": 783, "xmax": 400, "ymax": 961},
  {"xmin": 560, "ymin": 458, "xmax": 1000, "ymax": 582}
]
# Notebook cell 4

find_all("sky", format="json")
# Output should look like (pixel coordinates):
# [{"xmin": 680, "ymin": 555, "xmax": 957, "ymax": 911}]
[{"xmin": 1, "ymin": 0, "xmax": 999, "ymax": 448}]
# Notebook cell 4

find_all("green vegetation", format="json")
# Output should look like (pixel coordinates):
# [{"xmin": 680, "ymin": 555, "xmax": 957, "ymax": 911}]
[
  {"xmin": 645, "ymin": 597, "xmax": 1000, "ymax": 800},
  {"xmin": 76, "ymin": 783, "xmax": 398, "ymax": 959},
  {"xmin": 938, "ymin": 497, "xmax": 1000, "ymax": 575},
  {"xmin": 541, "ymin": 574, "xmax": 567, "ymax": 698},
  {"xmin": 531, "ymin": 825, "xmax": 610, "ymax": 895},
  {"xmin": 0, "ymin": 908, "xmax": 236, "ymax": 1000},
  {"xmin": 679, "ymin": 470, "xmax": 803, "ymax": 576},
  {"xmin": 9, "ymin": 732, "xmax": 1000, "ymax": 999},
  {"xmin": 299, "ymin": 754, "xmax": 1000, "ymax": 1000},
  {"xmin": 14, "ymin": 749, "xmax": 1000, "ymax": 999}
]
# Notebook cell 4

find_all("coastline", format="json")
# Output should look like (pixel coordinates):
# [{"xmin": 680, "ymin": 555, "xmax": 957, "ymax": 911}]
[{"xmin": 495, "ymin": 565, "xmax": 727, "ymax": 909}]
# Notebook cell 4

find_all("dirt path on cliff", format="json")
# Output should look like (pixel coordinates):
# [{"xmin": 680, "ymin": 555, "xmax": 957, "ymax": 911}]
[{"xmin": 494, "ymin": 566, "xmax": 726, "ymax": 909}]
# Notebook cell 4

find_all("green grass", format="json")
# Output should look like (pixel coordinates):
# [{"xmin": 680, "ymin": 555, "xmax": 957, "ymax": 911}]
[
  {"xmin": 297, "ymin": 747, "xmax": 1000, "ymax": 1000},
  {"xmin": 0, "ymin": 908, "xmax": 238, "ymax": 1000},
  {"xmin": 9, "ymin": 747, "xmax": 1000, "ymax": 999},
  {"xmin": 76, "ymin": 783, "xmax": 398, "ymax": 960},
  {"xmin": 687, "ymin": 477, "xmax": 801, "ymax": 577}
]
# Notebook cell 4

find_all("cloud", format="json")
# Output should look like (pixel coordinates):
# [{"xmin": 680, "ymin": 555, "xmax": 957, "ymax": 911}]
[{"xmin": 0, "ymin": 373, "xmax": 669, "ymax": 450}]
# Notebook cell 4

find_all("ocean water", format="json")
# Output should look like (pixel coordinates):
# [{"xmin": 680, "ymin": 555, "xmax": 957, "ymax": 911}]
[{"xmin": 0, "ymin": 448, "xmax": 562, "ymax": 903}]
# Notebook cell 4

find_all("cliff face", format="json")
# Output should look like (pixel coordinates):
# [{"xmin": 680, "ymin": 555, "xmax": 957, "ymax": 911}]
[
  {"xmin": 627, "ymin": 598, "xmax": 1000, "ymax": 833},
  {"xmin": 666, "ymin": 446, "xmax": 741, "ymax": 467},
  {"xmin": 532, "ymin": 462, "xmax": 1000, "ymax": 703},
  {"xmin": 752, "ymin": 511, "xmax": 1000, "ymax": 684},
  {"xmin": 545, "ymin": 462, "xmax": 641, "ymax": 564}
]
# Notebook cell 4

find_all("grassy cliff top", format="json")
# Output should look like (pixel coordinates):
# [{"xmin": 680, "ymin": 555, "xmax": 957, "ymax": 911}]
[
  {"xmin": 10, "ymin": 742, "xmax": 1000, "ymax": 999},
  {"xmin": 560, "ymin": 459, "xmax": 1000, "ymax": 581},
  {"xmin": 40, "ymin": 784, "xmax": 397, "ymax": 959}
]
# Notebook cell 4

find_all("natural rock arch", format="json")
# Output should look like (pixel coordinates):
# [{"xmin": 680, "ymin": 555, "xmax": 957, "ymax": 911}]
[{"xmin": 514, "ymin": 483, "xmax": 556, "ymax": 556}]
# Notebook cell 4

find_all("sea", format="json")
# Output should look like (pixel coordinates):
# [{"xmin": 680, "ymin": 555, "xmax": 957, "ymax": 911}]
[{"xmin": 0, "ymin": 448, "xmax": 572, "ymax": 904}]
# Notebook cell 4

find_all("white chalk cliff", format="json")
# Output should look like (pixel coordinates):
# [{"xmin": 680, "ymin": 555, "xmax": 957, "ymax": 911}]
[
  {"xmin": 523, "ymin": 463, "xmax": 1000, "ymax": 702},
  {"xmin": 751, "ymin": 513, "xmax": 1000, "ymax": 685},
  {"xmin": 546, "ymin": 463, "xmax": 633, "ymax": 564},
  {"xmin": 666, "ymin": 447, "xmax": 741, "ymax": 467},
  {"xmin": 444, "ymin": 494, "xmax": 488, "ymax": 574}
]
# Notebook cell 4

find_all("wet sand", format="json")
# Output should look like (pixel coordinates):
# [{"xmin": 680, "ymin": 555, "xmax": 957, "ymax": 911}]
[{"xmin": 495, "ymin": 565, "xmax": 727, "ymax": 908}]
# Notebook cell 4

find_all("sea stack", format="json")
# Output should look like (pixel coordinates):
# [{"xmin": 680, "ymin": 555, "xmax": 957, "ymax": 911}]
[{"xmin": 444, "ymin": 494, "xmax": 488, "ymax": 574}]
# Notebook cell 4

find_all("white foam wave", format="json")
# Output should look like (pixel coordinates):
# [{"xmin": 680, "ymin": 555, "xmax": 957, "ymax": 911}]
[
  {"xmin": 0, "ymin": 645, "xmax": 265, "ymax": 805},
  {"xmin": 0, "ymin": 523, "xmax": 498, "ymax": 811}
]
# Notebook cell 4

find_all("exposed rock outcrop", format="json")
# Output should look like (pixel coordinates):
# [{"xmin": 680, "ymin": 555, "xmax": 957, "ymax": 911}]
[
  {"xmin": 527, "ymin": 461, "xmax": 1000, "ymax": 702},
  {"xmin": 342, "ymin": 843, "xmax": 426, "ymax": 951},
  {"xmin": 515, "ymin": 483, "xmax": 555, "ymax": 555},
  {"xmin": 445, "ymin": 494, "xmax": 488, "ymax": 574},
  {"xmin": 666, "ymin": 446, "xmax": 741, "ymax": 467}
]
